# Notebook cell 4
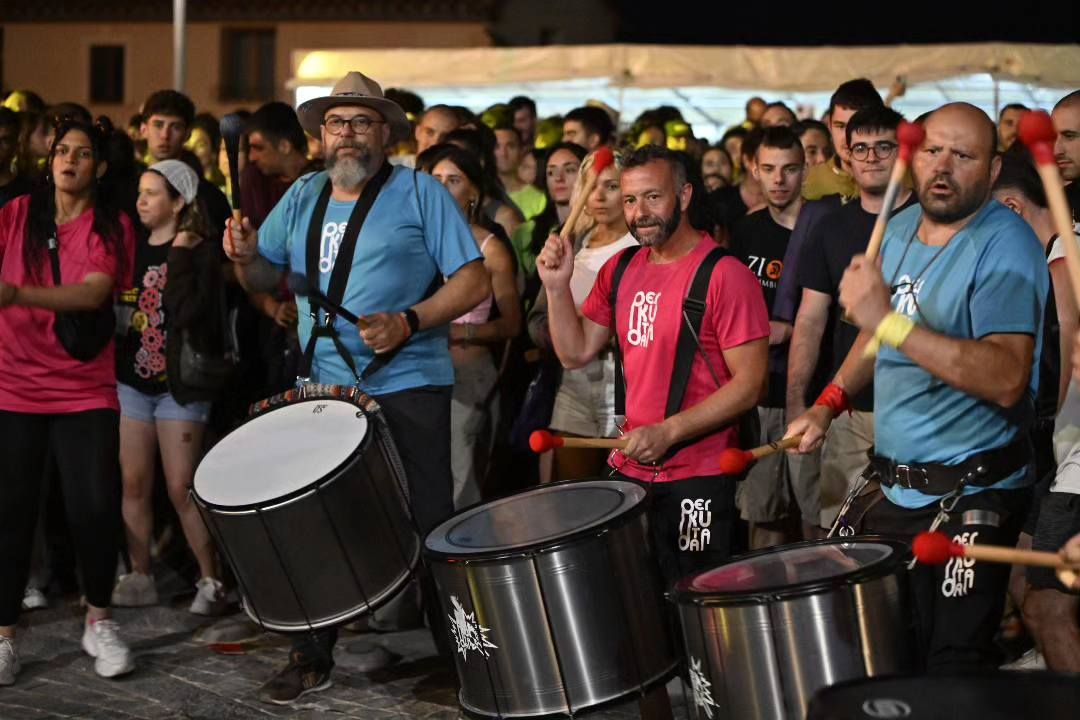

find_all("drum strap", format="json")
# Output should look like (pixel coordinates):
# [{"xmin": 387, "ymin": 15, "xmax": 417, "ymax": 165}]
[
  {"xmin": 299, "ymin": 161, "xmax": 394, "ymax": 384},
  {"xmin": 609, "ymin": 245, "xmax": 641, "ymax": 417}
]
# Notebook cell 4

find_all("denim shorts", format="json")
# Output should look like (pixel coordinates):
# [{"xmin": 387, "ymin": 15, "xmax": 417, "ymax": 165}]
[{"xmin": 118, "ymin": 382, "xmax": 211, "ymax": 424}]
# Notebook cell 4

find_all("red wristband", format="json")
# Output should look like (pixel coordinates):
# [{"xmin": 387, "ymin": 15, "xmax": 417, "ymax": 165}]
[
  {"xmin": 814, "ymin": 383, "xmax": 852, "ymax": 415},
  {"xmin": 398, "ymin": 312, "xmax": 412, "ymax": 340}
]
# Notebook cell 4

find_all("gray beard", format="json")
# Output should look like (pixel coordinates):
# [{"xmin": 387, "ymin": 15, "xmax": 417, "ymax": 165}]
[{"xmin": 327, "ymin": 154, "xmax": 370, "ymax": 190}]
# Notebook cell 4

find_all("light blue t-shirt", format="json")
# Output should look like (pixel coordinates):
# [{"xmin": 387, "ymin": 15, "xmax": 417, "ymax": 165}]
[
  {"xmin": 874, "ymin": 200, "xmax": 1049, "ymax": 508},
  {"xmin": 258, "ymin": 166, "xmax": 482, "ymax": 394}
]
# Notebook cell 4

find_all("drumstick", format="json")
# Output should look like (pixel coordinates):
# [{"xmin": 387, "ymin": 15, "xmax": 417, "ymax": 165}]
[
  {"xmin": 717, "ymin": 434, "xmax": 803, "ymax": 475},
  {"xmin": 528, "ymin": 429, "xmax": 627, "ymax": 453},
  {"xmin": 913, "ymin": 531, "xmax": 1080, "ymax": 583},
  {"xmin": 1018, "ymin": 110, "xmax": 1080, "ymax": 307},
  {"xmin": 220, "ymin": 113, "xmax": 246, "ymax": 257},
  {"xmin": 559, "ymin": 147, "xmax": 615, "ymax": 244},
  {"xmin": 863, "ymin": 121, "xmax": 925, "ymax": 261}
]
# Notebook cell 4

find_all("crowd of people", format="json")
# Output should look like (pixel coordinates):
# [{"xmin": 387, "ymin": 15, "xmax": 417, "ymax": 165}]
[{"xmin": 0, "ymin": 72, "xmax": 1078, "ymax": 714}]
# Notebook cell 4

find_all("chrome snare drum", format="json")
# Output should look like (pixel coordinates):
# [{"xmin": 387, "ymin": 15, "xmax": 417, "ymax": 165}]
[
  {"xmin": 425, "ymin": 479, "xmax": 678, "ymax": 718},
  {"xmin": 674, "ymin": 538, "xmax": 915, "ymax": 720},
  {"xmin": 192, "ymin": 386, "xmax": 418, "ymax": 632}
]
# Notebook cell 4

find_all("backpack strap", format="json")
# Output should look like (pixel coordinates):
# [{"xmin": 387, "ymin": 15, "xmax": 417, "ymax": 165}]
[
  {"xmin": 665, "ymin": 246, "xmax": 729, "ymax": 418},
  {"xmin": 609, "ymin": 245, "xmax": 642, "ymax": 416}
]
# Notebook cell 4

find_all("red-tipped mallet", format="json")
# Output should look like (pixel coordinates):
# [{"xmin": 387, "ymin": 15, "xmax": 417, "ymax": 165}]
[
  {"xmin": 559, "ymin": 147, "xmax": 616, "ymax": 244},
  {"xmin": 717, "ymin": 434, "xmax": 804, "ymax": 475},
  {"xmin": 1018, "ymin": 110, "xmax": 1080, "ymax": 308},
  {"xmin": 913, "ymin": 531, "xmax": 1080, "ymax": 587},
  {"xmin": 863, "ymin": 120, "xmax": 925, "ymax": 261},
  {"xmin": 528, "ymin": 429, "xmax": 628, "ymax": 454}
]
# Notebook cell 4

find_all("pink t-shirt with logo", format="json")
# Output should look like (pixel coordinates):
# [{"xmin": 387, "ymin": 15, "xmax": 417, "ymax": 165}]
[
  {"xmin": 0, "ymin": 195, "xmax": 135, "ymax": 414},
  {"xmin": 581, "ymin": 234, "xmax": 770, "ymax": 482}
]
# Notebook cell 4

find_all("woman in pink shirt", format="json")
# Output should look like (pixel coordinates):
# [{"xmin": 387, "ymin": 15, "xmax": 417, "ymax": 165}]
[{"xmin": 0, "ymin": 120, "xmax": 136, "ymax": 684}]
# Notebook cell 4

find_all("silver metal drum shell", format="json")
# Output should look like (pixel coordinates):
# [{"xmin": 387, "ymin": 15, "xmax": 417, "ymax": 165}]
[
  {"xmin": 431, "ymin": 509, "xmax": 678, "ymax": 718},
  {"xmin": 677, "ymin": 570, "xmax": 913, "ymax": 720},
  {"xmin": 194, "ymin": 436, "xmax": 419, "ymax": 632}
]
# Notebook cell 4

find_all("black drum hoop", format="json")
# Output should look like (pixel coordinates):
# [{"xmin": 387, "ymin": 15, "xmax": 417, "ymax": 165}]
[
  {"xmin": 422, "ymin": 478, "xmax": 649, "ymax": 563},
  {"xmin": 672, "ymin": 536, "xmax": 911, "ymax": 606}
]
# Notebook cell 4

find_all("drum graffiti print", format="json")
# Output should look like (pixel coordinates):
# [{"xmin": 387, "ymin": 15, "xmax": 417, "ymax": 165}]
[
  {"xmin": 448, "ymin": 595, "xmax": 498, "ymax": 661},
  {"xmin": 679, "ymin": 498, "xmax": 713, "ymax": 551},
  {"xmin": 689, "ymin": 656, "xmax": 718, "ymax": 718},
  {"xmin": 941, "ymin": 531, "xmax": 978, "ymax": 598}
]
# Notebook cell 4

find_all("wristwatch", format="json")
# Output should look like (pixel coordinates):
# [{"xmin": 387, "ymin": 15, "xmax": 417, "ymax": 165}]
[{"xmin": 403, "ymin": 308, "xmax": 420, "ymax": 335}]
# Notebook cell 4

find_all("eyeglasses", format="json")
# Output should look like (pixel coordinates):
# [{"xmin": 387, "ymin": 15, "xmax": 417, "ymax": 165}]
[
  {"xmin": 850, "ymin": 141, "xmax": 898, "ymax": 161},
  {"xmin": 323, "ymin": 115, "xmax": 385, "ymax": 136}
]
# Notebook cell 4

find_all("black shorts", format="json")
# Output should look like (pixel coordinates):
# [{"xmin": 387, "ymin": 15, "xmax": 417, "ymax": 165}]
[
  {"xmin": 616, "ymin": 473, "xmax": 737, "ymax": 591},
  {"xmin": 1028, "ymin": 491, "xmax": 1080, "ymax": 591}
]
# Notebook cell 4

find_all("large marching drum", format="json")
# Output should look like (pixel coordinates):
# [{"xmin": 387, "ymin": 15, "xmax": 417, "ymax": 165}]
[
  {"xmin": 192, "ymin": 386, "xmax": 418, "ymax": 632},
  {"xmin": 425, "ymin": 479, "xmax": 678, "ymax": 718},
  {"xmin": 674, "ymin": 538, "xmax": 915, "ymax": 720}
]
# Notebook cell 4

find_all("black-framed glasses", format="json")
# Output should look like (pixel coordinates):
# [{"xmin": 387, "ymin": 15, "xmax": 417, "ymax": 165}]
[
  {"xmin": 850, "ymin": 141, "xmax": 898, "ymax": 161},
  {"xmin": 323, "ymin": 115, "xmax": 385, "ymax": 135}
]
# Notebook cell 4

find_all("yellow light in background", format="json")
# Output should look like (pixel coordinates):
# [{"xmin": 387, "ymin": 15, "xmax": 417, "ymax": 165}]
[{"xmin": 296, "ymin": 51, "xmax": 341, "ymax": 82}]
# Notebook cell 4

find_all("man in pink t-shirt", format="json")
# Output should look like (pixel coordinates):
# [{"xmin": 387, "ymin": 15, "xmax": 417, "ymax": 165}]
[{"xmin": 538, "ymin": 145, "xmax": 770, "ymax": 585}]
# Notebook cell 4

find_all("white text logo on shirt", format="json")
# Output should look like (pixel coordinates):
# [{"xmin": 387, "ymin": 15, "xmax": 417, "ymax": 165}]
[
  {"xmin": 891, "ymin": 273, "xmax": 923, "ymax": 318},
  {"xmin": 319, "ymin": 220, "xmax": 347, "ymax": 274},
  {"xmin": 627, "ymin": 290, "xmax": 661, "ymax": 348}
]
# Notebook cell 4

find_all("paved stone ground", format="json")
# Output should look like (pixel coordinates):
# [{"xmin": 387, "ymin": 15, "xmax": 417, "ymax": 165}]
[{"xmin": 1, "ymin": 596, "xmax": 686, "ymax": 719}]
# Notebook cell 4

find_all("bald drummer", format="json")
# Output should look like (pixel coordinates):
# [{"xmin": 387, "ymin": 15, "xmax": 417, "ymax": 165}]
[{"xmin": 787, "ymin": 103, "xmax": 1049, "ymax": 672}]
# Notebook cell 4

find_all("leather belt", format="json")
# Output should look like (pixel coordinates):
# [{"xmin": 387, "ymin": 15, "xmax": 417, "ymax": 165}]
[{"xmin": 870, "ymin": 436, "xmax": 1030, "ymax": 495}]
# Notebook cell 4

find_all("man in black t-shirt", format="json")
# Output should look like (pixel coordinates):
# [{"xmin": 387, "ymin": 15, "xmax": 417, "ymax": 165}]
[
  {"xmin": 731, "ymin": 126, "xmax": 815, "ymax": 547},
  {"xmin": 791, "ymin": 105, "xmax": 915, "ymax": 530}
]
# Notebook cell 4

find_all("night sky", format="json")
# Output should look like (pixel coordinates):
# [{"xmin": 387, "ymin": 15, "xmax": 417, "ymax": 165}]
[{"xmin": 614, "ymin": 2, "xmax": 1080, "ymax": 46}]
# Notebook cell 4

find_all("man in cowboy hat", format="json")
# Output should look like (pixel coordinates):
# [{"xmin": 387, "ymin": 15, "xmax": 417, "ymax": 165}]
[{"xmin": 224, "ymin": 71, "xmax": 489, "ymax": 704}]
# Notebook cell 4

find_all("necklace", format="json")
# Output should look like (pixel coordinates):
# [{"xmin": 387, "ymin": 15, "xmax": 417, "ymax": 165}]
[{"xmin": 886, "ymin": 228, "xmax": 952, "ymax": 322}]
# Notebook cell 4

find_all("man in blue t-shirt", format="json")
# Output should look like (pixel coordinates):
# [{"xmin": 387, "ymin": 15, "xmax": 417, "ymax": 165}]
[
  {"xmin": 224, "ymin": 71, "xmax": 487, "ymax": 704},
  {"xmin": 788, "ymin": 103, "xmax": 1049, "ymax": 672}
]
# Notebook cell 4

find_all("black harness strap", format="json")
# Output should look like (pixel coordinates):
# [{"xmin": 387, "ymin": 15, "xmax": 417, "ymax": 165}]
[
  {"xmin": 609, "ymin": 245, "xmax": 731, "ymax": 460},
  {"xmin": 299, "ymin": 161, "xmax": 393, "ymax": 383},
  {"xmin": 610, "ymin": 245, "xmax": 642, "ymax": 416},
  {"xmin": 665, "ymin": 246, "xmax": 729, "ymax": 418}
]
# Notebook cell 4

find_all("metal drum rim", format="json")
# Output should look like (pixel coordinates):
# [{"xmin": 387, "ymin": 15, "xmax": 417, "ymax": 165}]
[
  {"xmin": 422, "ymin": 477, "xmax": 646, "ymax": 561},
  {"xmin": 238, "ymin": 557, "xmax": 419, "ymax": 633},
  {"xmin": 192, "ymin": 399, "xmax": 374, "ymax": 512},
  {"xmin": 671, "ymin": 536, "xmax": 910, "ymax": 606}
]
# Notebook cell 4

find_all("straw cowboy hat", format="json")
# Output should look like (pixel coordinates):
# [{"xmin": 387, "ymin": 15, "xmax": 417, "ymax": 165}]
[{"xmin": 297, "ymin": 71, "xmax": 411, "ymax": 143}]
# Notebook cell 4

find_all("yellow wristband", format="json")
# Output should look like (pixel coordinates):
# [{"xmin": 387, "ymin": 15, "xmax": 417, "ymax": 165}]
[{"xmin": 863, "ymin": 311, "xmax": 916, "ymax": 357}]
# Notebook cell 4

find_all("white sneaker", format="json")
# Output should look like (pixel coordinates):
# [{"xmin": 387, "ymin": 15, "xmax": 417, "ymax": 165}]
[
  {"xmin": 189, "ymin": 577, "xmax": 228, "ymax": 616},
  {"xmin": 21, "ymin": 587, "xmax": 48, "ymax": 611},
  {"xmin": 111, "ymin": 572, "xmax": 158, "ymax": 607},
  {"xmin": 1001, "ymin": 647, "xmax": 1046, "ymax": 671},
  {"xmin": 0, "ymin": 636, "xmax": 19, "ymax": 686},
  {"xmin": 81, "ymin": 620, "xmax": 134, "ymax": 678}
]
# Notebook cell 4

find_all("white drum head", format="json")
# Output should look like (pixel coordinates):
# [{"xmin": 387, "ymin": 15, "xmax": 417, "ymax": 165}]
[{"xmin": 194, "ymin": 400, "xmax": 369, "ymax": 507}]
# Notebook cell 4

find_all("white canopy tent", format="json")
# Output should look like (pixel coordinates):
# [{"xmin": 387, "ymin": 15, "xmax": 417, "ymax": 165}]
[{"xmin": 289, "ymin": 43, "xmax": 1080, "ymax": 139}]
